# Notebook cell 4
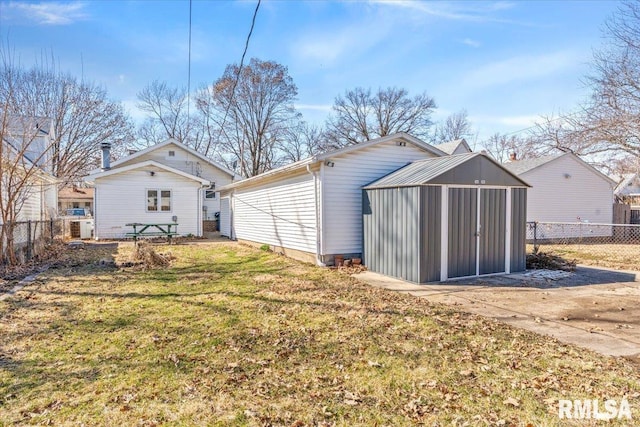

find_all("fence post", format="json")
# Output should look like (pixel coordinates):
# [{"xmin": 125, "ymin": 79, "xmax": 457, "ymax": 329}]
[
  {"xmin": 533, "ymin": 221, "xmax": 539, "ymax": 254},
  {"xmin": 50, "ymin": 218, "xmax": 54, "ymax": 240},
  {"xmin": 26, "ymin": 220, "xmax": 32, "ymax": 260}
]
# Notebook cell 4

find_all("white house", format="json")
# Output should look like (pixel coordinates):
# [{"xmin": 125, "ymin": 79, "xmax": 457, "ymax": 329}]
[
  {"xmin": 219, "ymin": 133, "xmax": 447, "ymax": 265},
  {"xmin": 85, "ymin": 139, "xmax": 236, "ymax": 239},
  {"xmin": 1, "ymin": 116, "xmax": 58, "ymax": 223},
  {"xmin": 503, "ymin": 153, "xmax": 616, "ymax": 237},
  {"xmin": 434, "ymin": 139, "xmax": 472, "ymax": 155}
]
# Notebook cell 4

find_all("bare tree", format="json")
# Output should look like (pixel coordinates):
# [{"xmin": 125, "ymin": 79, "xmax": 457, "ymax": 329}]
[
  {"xmin": 281, "ymin": 121, "xmax": 323, "ymax": 163},
  {"xmin": 324, "ymin": 87, "xmax": 436, "ymax": 149},
  {"xmin": 480, "ymin": 133, "xmax": 540, "ymax": 163},
  {"xmin": 431, "ymin": 109, "xmax": 475, "ymax": 144},
  {"xmin": 195, "ymin": 58, "xmax": 300, "ymax": 177},
  {"xmin": 0, "ymin": 56, "xmax": 134, "ymax": 184},
  {"xmin": 529, "ymin": 2, "xmax": 640, "ymax": 163}
]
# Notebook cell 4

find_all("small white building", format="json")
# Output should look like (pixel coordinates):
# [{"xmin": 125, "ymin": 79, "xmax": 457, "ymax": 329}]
[
  {"xmin": 85, "ymin": 139, "xmax": 236, "ymax": 239},
  {"xmin": 504, "ymin": 153, "xmax": 616, "ymax": 238},
  {"xmin": 219, "ymin": 133, "xmax": 446, "ymax": 265}
]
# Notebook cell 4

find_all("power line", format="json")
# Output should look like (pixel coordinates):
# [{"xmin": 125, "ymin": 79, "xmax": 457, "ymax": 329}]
[{"xmin": 214, "ymin": 0, "xmax": 261, "ymax": 174}]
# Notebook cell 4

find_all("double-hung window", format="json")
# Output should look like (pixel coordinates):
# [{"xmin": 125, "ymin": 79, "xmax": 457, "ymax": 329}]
[{"xmin": 147, "ymin": 189, "xmax": 171, "ymax": 212}]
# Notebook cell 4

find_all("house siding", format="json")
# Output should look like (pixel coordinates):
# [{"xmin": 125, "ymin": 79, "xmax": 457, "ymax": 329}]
[
  {"xmin": 522, "ymin": 155, "xmax": 614, "ymax": 238},
  {"xmin": 230, "ymin": 172, "xmax": 317, "ymax": 253},
  {"xmin": 117, "ymin": 143, "xmax": 232, "ymax": 218},
  {"xmin": 94, "ymin": 166, "xmax": 202, "ymax": 239},
  {"xmin": 220, "ymin": 197, "xmax": 231, "ymax": 237},
  {"xmin": 322, "ymin": 141, "xmax": 437, "ymax": 256}
]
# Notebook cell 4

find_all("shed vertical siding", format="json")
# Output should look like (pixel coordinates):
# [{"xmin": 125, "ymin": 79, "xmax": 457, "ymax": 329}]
[
  {"xmin": 231, "ymin": 172, "xmax": 317, "ymax": 253},
  {"xmin": 479, "ymin": 189, "xmax": 506, "ymax": 275},
  {"xmin": 510, "ymin": 188, "xmax": 527, "ymax": 272},
  {"xmin": 448, "ymin": 188, "xmax": 477, "ymax": 278},
  {"xmin": 419, "ymin": 186, "xmax": 441, "ymax": 283},
  {"xmin": 363, "ymin": 187, "xmax": 421, "ymax": 283},
  {"xmin": 94, "ymin": 168, "xmax": 201, "ymax": 239},
  {"xmin": 323, "ymin": 142, "xmax": 437, "ymax": 256},
  {"xmin": 220, "ymin": 197, "xmax": 231, "ymax": 237}
]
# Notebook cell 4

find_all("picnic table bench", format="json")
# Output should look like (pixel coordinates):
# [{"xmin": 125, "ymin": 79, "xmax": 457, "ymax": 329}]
[{"xmin": 125, "ymin": 223, "xmax": 178, "ymax": 243}]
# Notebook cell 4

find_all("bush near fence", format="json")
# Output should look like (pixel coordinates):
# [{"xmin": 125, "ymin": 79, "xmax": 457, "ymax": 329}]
[
  {"xmin": 0, "ymin": 219, "xmax": 66, "ymax": 265},
  {"xmin": 527, "ymin": 222, "xmax": 640, "ymax": 271}
]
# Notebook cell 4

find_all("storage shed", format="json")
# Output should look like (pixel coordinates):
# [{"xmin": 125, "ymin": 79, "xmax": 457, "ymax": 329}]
[{"xmin": 363, "ymin": 152, "xmax": 530, "ymax": 283}]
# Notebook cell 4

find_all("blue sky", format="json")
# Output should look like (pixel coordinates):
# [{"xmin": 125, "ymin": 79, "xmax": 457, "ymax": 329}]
[{"xmin": 0, "ymin": 0, "xmax": 621, "ymax": 144}]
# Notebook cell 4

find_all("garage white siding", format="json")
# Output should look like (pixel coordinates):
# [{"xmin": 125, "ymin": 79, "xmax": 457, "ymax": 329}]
[
  {"xmin": 322, "ymin": 141, "xmax": 438, "ymax": 255},
  {"xmin": 231, "ymin": 172, "xmax": 317, "ymax": 253},
  {"xmin": 522, "ymin": 155, "xmax": 614, "ymax": 224},
  {"xmin": 220, "ymin": 197, "xmax": 230, "ymax": 237},
  {"xmin": 94, "ymin": 166, "xmax": 202, "ymax": 239}
]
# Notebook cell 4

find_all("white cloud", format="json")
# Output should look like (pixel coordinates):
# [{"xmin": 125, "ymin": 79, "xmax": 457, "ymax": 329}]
[
  {"xmin": 370, "ymin": 0, "xmax": 520, "ymax": 23},
  {"xmin": 471, "ymin": 114, "xmax": 541, "ymax": 128},
  {"xmin": 6, "ymin": 1, "xmax": 88, "ymax": 25},
  {"xmin": 295, "ymin": 103, "xmax": 332, "ymax": 112},
  {"xmin": 461, "ymin": 38, "xmax": 481, "ymax": 48},
  {"xmin": 291, "ymin": 19, "xmax": 393, "ymax": 66},
  {"xmin": 462, "ymin": 51, "xmax": 583, "ymax": 89}
]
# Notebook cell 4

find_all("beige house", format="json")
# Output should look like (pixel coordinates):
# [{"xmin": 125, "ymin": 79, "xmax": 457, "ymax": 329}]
[{"xmin": 58, "ymin": 187, "xmax": 94, "ymax": 215}]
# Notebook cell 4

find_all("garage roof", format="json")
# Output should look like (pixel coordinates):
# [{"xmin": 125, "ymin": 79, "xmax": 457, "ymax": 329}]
[{"xmin": 364, "ymin": 152, "xmax": 530, "ymax": 189}]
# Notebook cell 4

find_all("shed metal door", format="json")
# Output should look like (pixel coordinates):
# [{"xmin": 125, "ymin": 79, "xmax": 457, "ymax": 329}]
[
  {"xmin": 448, "ymin": 188, "xmax": 477, "ymax": 278},
  {"xmin": 448, "ymin": 187, "xmax": 507, "ymax": 278}
]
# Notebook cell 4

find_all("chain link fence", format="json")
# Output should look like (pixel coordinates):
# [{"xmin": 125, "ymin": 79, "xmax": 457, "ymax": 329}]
[
  {"xmin": 527, "ymin": 222, "xmax": 640, "ymax": 271},
  {"xmin": 0, "ymin": 219, "xmax": 68, "ymax": 265}
]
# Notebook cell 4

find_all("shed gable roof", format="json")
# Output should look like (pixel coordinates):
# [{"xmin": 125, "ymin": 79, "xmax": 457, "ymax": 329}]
[
  {"xmin": 615, "ymin": 173, "xmax": 640, "ymax": 196},
  {"xmin": 364, "ymin": 152, "xmax": 529, "ymax": 189}
]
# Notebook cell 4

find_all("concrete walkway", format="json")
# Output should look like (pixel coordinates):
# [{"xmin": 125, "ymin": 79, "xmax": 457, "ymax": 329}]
[{"xmin": 354, "ymin": 266, "xmax": 640, "ymax": 358}]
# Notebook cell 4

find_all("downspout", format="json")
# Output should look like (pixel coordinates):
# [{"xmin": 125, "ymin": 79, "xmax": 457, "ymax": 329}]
[{"xmin": 306, "ymin": 164, "xmax": 326, "ymax": 266}]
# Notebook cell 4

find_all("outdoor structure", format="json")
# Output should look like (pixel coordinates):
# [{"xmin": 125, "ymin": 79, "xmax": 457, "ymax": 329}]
[
  {"xmin": 219, "ymin": 133, "xmax": 447, "ymax": 265},
  {"xmin": 85, "ymin": 138, "xmax": 236, "ymax": 239},
  {"xmin": 615, "ymin": 173, "xmax": 640, "ymax": 224},
  {"xmin": 503, "ymin": 153, "xmax": 616, "ymax": 237},
  {"xmin": 362, "ymin": 153, "xmax": 529, "ymax": 282},
  {"xmin": 434, "ymin": 139, "xmax": 472, "ymax": 155},
  {"xmin": 1, "ymin": 116, "xmax": 58, "ymax": 223},
  {"xmin": 58, "ymin": 186, "xmax": 94, "ymax": 216}
]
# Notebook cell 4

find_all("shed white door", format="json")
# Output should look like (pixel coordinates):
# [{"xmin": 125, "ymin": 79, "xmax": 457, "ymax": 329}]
[
  {"xmin": 447, "ymin": 188, "xmax": 506, "ymax": 278},
  {"xmin": 220, "ymin": 197, "xmax": 231, "ymax": 237}
]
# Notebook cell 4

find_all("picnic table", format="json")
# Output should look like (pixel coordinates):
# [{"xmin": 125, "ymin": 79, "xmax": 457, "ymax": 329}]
[{"xmin": 125, "ymin": 223, "xmax": 178, "ymax": 243}]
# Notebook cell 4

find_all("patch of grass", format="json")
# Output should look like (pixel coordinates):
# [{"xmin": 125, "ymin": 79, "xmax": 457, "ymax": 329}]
[
  {"xmin": 529, "ymin": 243, "xmax": 640, "ymax": 271},
  {"xmin": 1, "ymin": 242, "xmax": 638, "ymax": 425}
]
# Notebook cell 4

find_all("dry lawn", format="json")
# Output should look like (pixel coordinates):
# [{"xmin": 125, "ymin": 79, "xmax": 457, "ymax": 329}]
[
  {"xmin": 530, "ymin": 243, "xmax": 640, "ymax": 271},
  {"xmin": 1, "ymin": 242, "xmax": 639, "ymax": 426}
]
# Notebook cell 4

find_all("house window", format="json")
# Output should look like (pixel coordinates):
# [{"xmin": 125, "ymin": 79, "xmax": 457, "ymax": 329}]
[
  {"xmin": 84, "ymin": 202, "xmax": 91, "ymax": 208},
  {"xmin": 168, "ymin": 150, "xmax": 175, "ymax": 157},
  {"xmin": 147, "ymin": 189, "xmax": 171, "ymax": 212},
  {"xmin": 72, "ymin": 202, "xmax": 80, "ymax": 208},
  {"xmin": 205, "ymin": 183, "xmax": 216, "ymax": 199}
]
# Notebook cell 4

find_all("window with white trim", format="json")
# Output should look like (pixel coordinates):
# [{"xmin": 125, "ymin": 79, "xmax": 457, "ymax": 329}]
[
  {"xmin": 147, "ymin": 189, "xmax": 171, "ymax": 212},
  {"xmin": 204, "ymin": 183, "xmax": 216, "ymax": 199}
]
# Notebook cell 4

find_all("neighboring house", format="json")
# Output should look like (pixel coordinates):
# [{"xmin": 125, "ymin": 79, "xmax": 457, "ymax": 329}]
[
  {"xmin": 219, "ymin": 133, "xmax": 448, "ymax": 265},
  {"xmin": 1, "ymin": 116, "xmax": 58, "ymax": 223},
  {"xmin": 84, "ymin": 138, "xmax": 236, "ymax": 239},
  {"xmin": 58, "ymin": 187, "xmax": 94, "ymax": 215},
  {"xmin": 433, "ymin": 139, "xmax": 472, "ymax": 155},
  {"xmin": 615, "ymin": 173, "xmax": 640, "ymax": 224},
  {"xmin": 503, "ymin": 153, "xmax": 616, "ymax": 237}
]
